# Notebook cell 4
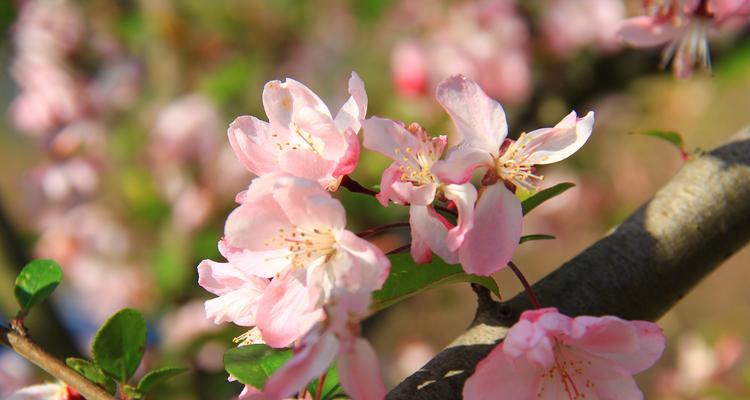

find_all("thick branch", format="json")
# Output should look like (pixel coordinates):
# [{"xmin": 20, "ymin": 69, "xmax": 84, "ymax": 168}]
[
  {"xmin": 387, "ymin": 128, "xmax": 750, "ymax": 399},
  {"xmin": 1, "ymin": 325, "xmax": 114, "ymax": 400}
]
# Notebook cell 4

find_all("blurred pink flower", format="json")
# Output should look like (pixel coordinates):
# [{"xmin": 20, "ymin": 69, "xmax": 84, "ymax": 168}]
[
  {"xmin": 160, "ymin": 300, "xmax": 222, "ymax": 348},
  {"xmin": 541, "ymin": 0, "xmax": 625, "ymax": 57},
  {"xmin": 390, "ymin": 0, "xmax": 532, "ymax": 104},
  {"xmin": 0, "ymin": 352, "xmax": 34, "ymax": 397},
  {"xmin": 228, "ymin": 73, "xmax": 366, "ymax": 190},
  {"xmin": 463, "ymin": 307, "xmax": 666, "ymax": 400},
  {"xmin": 12, "ymin": 0, "xmax": 83, "ymax": 58},
  {"xmin": 7, "ymin": 382, "xmax": 83, "ymax": 400},
  {"xmin": 618, "ymin": 0, "xmax": 750, "ymax": 78}
]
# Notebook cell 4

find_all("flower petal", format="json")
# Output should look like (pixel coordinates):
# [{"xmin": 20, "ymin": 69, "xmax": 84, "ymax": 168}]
[
  {"xmin": 227, "ymin": 116, "xmax": 278, "ymax": 175},
  {"xmin": 458, "ymin": 184, "xmax": 522, "ymax": 276},
  {"xmin": 443, "ymin": 183, "xmax": 477, "ymax": 251},
  {"xmin": 521, "ymin": 111, "xmax": 595, "ymax": 165},
  {"xmin": 362, "ymin": 117, "xmax": 421, "ymax": 162},
  {"xmin": 334, "ymin": 71, "xmax": 368, "ymax": 134},
  {"xmin": 255, "ymin": 272, "xmax": 322, "ymax": 348},
  {"xmin": 337, "ymin": 338, "xmax": 386, "ymax": 400},
  {"xmin": 432, "ymin": 145, "xmax": 494, "ymax": 185},
  {"xmin": 262, "ymin": 80, "xmax": 294, "ymax": 129},
  {"xmin": 337, "ymin": 230, "xmax": 391, "ymax": 291},
  {"xmin": 409, "ymin": 205, "xmax": 458, "ymax": 264},
  {"xmin": 463, "ymin": 345, "xmax": 539, "ymax": 400},
  {"xmin": 436, "ymin": 75, "xmax": 507, "ymax": 154},
  {"xmin": 617, "ymin": 16, "xmax": 678, "ymax": 47}
]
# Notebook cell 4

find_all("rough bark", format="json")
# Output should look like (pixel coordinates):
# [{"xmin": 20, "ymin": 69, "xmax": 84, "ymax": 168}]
[{"xmin": 387, "ymin": 128, "xmax": 750, "ymax": 399}]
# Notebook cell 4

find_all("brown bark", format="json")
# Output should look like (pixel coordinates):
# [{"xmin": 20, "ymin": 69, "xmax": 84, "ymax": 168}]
[{"xmin": 387, "ymin": 128, "xmax": 750, "ymax": 399}]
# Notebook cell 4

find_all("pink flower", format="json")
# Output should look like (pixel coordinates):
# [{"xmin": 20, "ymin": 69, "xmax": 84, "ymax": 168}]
[
  {"xmin": 221, "ymin": 173, "xmax": 390, "ymax": 347},
  {"xmin": 431, "ymin": 75, "xmax": 594, "ymax": 275},
  {"xmin": 362, "ymin": 118, "xmax": 477, "ymax": 265},
  {"xmin": 618, "ymin": 0, "xmax": 750, "ymax": 78},
  {"xmin": 463, "ymin": 308, "xmax": 666, "ymax": 400},
  {"xmin": 541, "ymin": 0, "xmax": 625, "ymax": 57},
  {"xmin": 228, "ymin": 73, "xmax": 367, "ymax": 190},
  {"xmin": 8, "ymin": 382, "xmax": 83, "ymax": 400},
  {"xmin": 246, "ymin": 292, "xmax": 386, "ymax": 400}
]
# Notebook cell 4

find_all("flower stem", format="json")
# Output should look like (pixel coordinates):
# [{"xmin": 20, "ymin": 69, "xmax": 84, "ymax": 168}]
[
  {"xmin": 356, "ymin": 222, "xmax": 410, "ymax": 238},
  {"xmin": 314, "ymin": 372, "xmax": 327, "ymax": 400},
  {"xmin": 340, "ymin": 175, "xmax": 378, "ymax": 197},
  {"xmin": 1, "ymin": 325, "xmax": 115, "ymax": 400},
  {"xmin": 507, "ymin": 261, "xmax": 541, "ymax": 309}
]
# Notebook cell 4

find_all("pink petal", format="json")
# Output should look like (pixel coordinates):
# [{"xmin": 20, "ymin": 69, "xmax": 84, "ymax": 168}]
[
  {"xmin": 256, "ymin": 272, "xmax": 322, "ymax": 348},
  {"xmin": 261, "ymin": 330, "xmax": 339, "ymax": 399},
  {"xmin": 334, "ymin": 71, "xmax": 368, "ymax": 134},
  {"xmin": 204, "ymin": 286, "xmax": 265, "ymax": 326},
  {"xmin": 436, "ymin": 75, "xmax": 507, "ymax": 154},
  {"xmin": 362, "ymin": 117, "xmax": 422, "ymax": 162},
  {"xmin": 337, "ymin": 230, "xmax": 391, "ymax": 291},
  {"xmin": 463, "ymin": 345, "xmax": 539, "ymax": 400},
  {"xmin": 432, "ymin": 145, "xmax": 495, "ymax": 185},
  {"xmin": 617, "ymin": 16, "xmax": 677, "ymax": 47},
  {"xmin": 443, "ymin": 183, "xmax": 477, "ymax": 251},
  {"xmin": 197, "ymin": 258, "xmax": 268, "ymax": 295},
  {"xmin": 598, "ymin": 320, "xmax": 665, "ymax": 374},
  {"xmin": 376, "ymin": 164, "xmax": 410, "ymax": 206},
  {"xmin": 331, "ymin": 128, "xmax": 360, "ymax": 178},
  {"xmin": 227, "ymin": 116, "xmax": 278, "ymax": 175},
  {"xmin": 337, "ymin": 338, "xmax": 386, "ymax": 400},
  {"xmin": 262, "ymin": 80, "xmax": 294, "ymax": 129},
  {"xmin": 409, "ymin": 205, "xmax": 458, "ymax": 264},
  {"xmin": 568, "ymin": 315, "xmax": 640, "ymax": 355},
  {"xmin": 277, "ymin": 149, "xmax": 337, "ymax": 188},
  {"xmin": 286, "ymin": 78, "xmax": 333, "ymax": 119},
  {"xmin": 272, "ymin": 180, "xmax": 346, "ymax": 232},
  {"xmin": 458, "ymin": 184, "xmax": 522, "ymax": 276},
  {"xmin": 293, "ymin": 107, "xmax": 347, "ymax": 160},
  {"xmin": 522, "ymin": 111, "xmax": 595, "ymax": 165}
]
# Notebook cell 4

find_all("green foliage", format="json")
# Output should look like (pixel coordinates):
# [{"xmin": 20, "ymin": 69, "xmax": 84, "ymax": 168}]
[
  {"xmin": 636, "ymin": 130, "xmax": 688, "ymax": 159},
  {"xmin": 307, "ymin": 364, "xmax": 344, "ymax": 400},
  {"xmin": 372, "ymin": 253, "xmax": 500, "ymax": 312},
  {"xmin": 138, "ymin": 367, "xmax": 187, "ymax": 394},
  {"xmin": 14, "ymin": 259, "xmax": 62, "ymax": 317},
  {"xmin": 521, "ymin": 183, "xmax": 576, "ymax": 215},
  {"xmin": 92, "ymin": 308, "xmax": 147, "ymax": 383},
  {"xmin": 520, "ymin": 234, "xmax": 556, "ymax": 244},
  {"xmin": 66, "ymin": 357, "xmax": 117, "ymax": 394},
  {"xmin": 122, "ymin": 385, "xmax": 143, "ymax": 399},
  {"xmin": 224, "ymin": 344, "xmax": 293, "ymax": 388}
]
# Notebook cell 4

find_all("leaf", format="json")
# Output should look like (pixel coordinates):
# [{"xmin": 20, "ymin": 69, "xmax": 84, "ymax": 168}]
[
  {"xmin": 519, "ymin": 234, "xmax": 556, "ymax": 244},
  {"xmin": 14, "ymin": 259, "xmax": 62, "ymax": 316},
  {"xmin": 92, "ymin": 308, "xmax": 147, "ymax": 383},
  {"xmin": 371, "ymin": 253, "xmax": 500, "ymax": 312},
  {"xmin": 635, "ymin": 130, "xmax": 688, "ymax": 160},
  {"xmin": 307, "ymin": 364, "xmax": 344, "ymax": 400},
  {"xmin": 137, "ymin": 367, "xmax": 187, "ymax": 393},
  {"xmin": 521, "ymin": 182, "xmax": 576, "ymax": 215},
  {"xmin": 122, "ymin": 385, "xmax": 142, "ymax": 399},
  {"xmin": 65, "ymin": 357, "xmax": 117, "ymax": 394},
  {"xmin": 224, "ymin": 345, "xmax": 293, "ymax": 389}
]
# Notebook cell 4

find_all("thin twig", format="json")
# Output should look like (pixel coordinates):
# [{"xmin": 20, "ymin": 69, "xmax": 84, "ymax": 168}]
[
  {"xmin": 339, "ymin": 175, "xmax": 378, "ymax": 197},
  {"xmin": 314, "ymin": 372, "xmax": 327, "ymax": 400},
  {"xmin": 356, "ymin": 222, "xmax": 410, "ymax": 238},
  {"xmin": 386, "ymin": 243, "xmax": 411, "ymax": 255},
  {"xmin": 507, "ymin": 261, "xmax": 541, "ymax": 309},
  {"xmin": 1, "ymin": 328, "xmax": 115, "ymax": 400}
]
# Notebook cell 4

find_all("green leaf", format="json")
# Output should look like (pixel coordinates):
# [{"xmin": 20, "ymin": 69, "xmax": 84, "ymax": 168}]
[
  {"xmin": 137, "ymin": 367, "xmax": 187, "ymax": 393},
  {"xmin": 122, "ymin": 385, "xmax": 142, "ymax": 399},
  {"xmin": 92, "ymin": 308, "xmax": 147, "ymax": 383},
  {"xmin": 635, "ymin": 130, "xmax": 689, "ymax": 159},
  {"xmin": 307, "ymin": 364, "xmax": 344, "ymax": 400},
  {"xmin": 521, "ymin": 182, "xmax": 576, "ymax": 215},
  {"xmin": 224, "ymin": 345, "xmax": 293, "ymax": 388},
  {"xmin": 519, "ymin": 234, "xmax": 556, "ymax": 244},
  {"xmin": 65, "ymin": 357, "xmax": 117, "ymax": 394},
  {"xmin": 14, "ymin": 259, "xmax": 62, "ymax": 316},
  {"xmin": 372, "ymin": 253, "xmax": 500, "ymax": 312}
]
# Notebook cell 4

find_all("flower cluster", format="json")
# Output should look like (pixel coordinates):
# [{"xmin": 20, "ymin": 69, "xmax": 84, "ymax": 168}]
[
  {"xmin": 618, "ymin": 0, "xmax": 750, "ymax": 78},
  {"xmin": 198, "ymin": 72, "xmax": 667, "ymax": 400}
]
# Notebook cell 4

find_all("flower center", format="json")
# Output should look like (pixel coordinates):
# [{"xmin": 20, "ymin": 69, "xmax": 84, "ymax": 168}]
[
  {"xmin": 394, "ymin": 123, "xmax": 442, "ymax": 186},
  {"xmin": 494, "ymin": 134, "xmax": 544, "ymax": 191},
  {"xmin": 537, "ymin": 339, "xmax": 595, "ymax": 400},
  {"xmin": 270, "ymin": 123, "xmax": 324, "ymax": 154},
  {"xmin": 265, "ymin": 226, "xmax": 337, "ymax": 270}
]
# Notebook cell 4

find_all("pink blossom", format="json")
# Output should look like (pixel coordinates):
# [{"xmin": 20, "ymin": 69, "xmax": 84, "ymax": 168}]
[
  {"xmin": 219, "ymin": 174, "xmax": 389, "ymax": 347},
  {"xmin": 463, "ymin": 308, "xmax": 666, "ymax": 400},
  {"xmin": 228, "ymin": 73, "xmax": 367, "ymax": 190},
  {"xmin": 7, "ymin": 382, "xmax": 83, "ymax": 400},
  {"xmin": 431, "ymin": 75, "xmax": 593, "ymax": 275},
  {"xmin": 246, "ymin": 292, "xmax": 386, "ymax": 400},
  {"xmin": 362, "ymin": 118, "xmax": 476, "ymax": 264},
  {"xmin": 618, "ymin": 0, "xmax": 750, "ymax": 78},
  {"xmin": 541, "ymin": 0, "xmax": 625, "ymax": 57},
  {"xmin": 391, "ymin": 41, "xmax": 428, "ymax": 97}
]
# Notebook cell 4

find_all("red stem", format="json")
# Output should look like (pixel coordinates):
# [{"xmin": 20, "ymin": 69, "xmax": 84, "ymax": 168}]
[
  {"xmin": 356, "ymin": 222, "xmax": 410, "ymax": 238},
  {"xmin": 507, "ymin": 261, "xmax": 541, "ymax": 309},
  {"xmin": 340, "ymin": 175, "xmax": 378, "ymax": 197},
  {"xmin": 314, "ymin": 372, "xmax": 327, "ymax": 400},
  {"xmin": 387, "ymin": 243, "xmax": 411, "ymax": 255}
]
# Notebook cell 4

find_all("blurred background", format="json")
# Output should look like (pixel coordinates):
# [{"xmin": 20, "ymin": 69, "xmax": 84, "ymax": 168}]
[{"xmin": 0, "ymin": 0, "xmax": 749, "ymax": 398}]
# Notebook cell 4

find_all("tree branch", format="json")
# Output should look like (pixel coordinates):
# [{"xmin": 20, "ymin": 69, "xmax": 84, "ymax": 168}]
[
  {"xmin": 387, "ymin": 128, "xmax": 750, "ymax": 399},
  {"xmin": 1, "ymin": 325, "xmax": 115, "ymax": 400}
]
